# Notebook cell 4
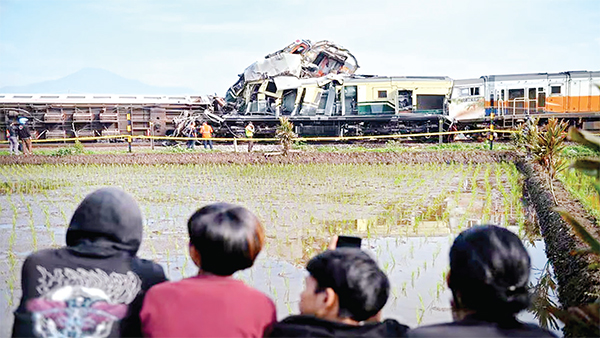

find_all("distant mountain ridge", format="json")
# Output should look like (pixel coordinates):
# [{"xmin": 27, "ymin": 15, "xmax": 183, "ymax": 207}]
[{"xmin": 0, "ymin": 68, "xmax": 196, "ymax": 95}]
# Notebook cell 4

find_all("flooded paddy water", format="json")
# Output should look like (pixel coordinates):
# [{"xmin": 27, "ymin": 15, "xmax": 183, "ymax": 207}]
[{"xmin": 0, "ymin": 162, "xmax": 557, "ymax": 335}]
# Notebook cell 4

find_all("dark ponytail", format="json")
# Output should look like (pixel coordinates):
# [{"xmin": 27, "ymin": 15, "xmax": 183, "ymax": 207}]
[{"xmin": 448, "ymin": 225, "xmax": 531, "ymax": 317}]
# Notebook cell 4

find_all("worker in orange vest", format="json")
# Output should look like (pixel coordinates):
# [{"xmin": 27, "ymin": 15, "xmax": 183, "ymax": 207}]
[{"xmin": 200, "ymin": 122, "xmax": 214, "ymax": 150}]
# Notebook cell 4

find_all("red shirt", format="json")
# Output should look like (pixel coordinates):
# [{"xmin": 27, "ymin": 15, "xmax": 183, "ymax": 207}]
[{"xmin": 141, "ymin": 275, "xmax": 276, "ymax": 337}]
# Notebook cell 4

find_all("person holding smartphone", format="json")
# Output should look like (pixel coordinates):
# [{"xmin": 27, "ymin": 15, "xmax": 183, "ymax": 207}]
[{"xmin": 266, "ymin": 242, "xmax": 409, "ymax": 337}]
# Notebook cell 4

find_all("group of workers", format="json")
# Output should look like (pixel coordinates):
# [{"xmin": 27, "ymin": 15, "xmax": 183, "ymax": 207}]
[
  {"xmin": 6, "ymin": 118, "xmax": 33, "ymax": 155},
  {"xmin": 186, "ymin": 121, "xmax": 255, "ymax": 152},
  {"xmin": 11, "ymin": 187, "xmax": 557, "ymax": 338}
]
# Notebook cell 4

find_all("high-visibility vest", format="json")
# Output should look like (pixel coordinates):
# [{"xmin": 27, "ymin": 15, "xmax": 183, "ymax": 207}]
[
  {"xmin": 245, "ymin": 124, "xmax": 254, "ymax": 137},
  {"xmin": 200, "ymin": 124, "xmax": 213, "ymax": 138}
]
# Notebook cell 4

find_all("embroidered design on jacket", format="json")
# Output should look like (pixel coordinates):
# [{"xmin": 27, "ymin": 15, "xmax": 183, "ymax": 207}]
[{"xmin": 27, "ymin": 266, "xmax": 142, "ymax": 338}]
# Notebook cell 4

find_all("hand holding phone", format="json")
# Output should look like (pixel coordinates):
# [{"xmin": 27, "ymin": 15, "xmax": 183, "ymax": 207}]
[{"xmin": 336, "ymin": 235, "xmax": 362, "ymax": 248}]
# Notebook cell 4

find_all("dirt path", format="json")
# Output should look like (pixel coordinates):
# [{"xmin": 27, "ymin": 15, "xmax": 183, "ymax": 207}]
[{"xmin": 0, "ymin": 150, "xmax": 516, "ymax": 165}]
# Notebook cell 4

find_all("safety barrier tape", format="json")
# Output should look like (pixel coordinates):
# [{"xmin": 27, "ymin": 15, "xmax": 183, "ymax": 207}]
[{"xmin": 0, "ymin": 128, "xmax": 517, "ymax": 144}]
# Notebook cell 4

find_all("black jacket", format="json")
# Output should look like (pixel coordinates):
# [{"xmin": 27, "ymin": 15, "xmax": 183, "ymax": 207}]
[
  {"xmin": 12, "ymin": 187, "xmax": 167, "ymax": 338},
  {"xmin": 17, "ymin": 124, "xmax": 31, "ymax": 139},
  {"xmin": 407, "ymin": 314, "xmax": 557, "ymax": 338},
  {"xmin": 266, "ymin": 315, "xmax": 410, "ymax": 337}
]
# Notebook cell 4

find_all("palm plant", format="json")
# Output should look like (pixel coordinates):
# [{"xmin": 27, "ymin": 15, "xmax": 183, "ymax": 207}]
[
  {"xmin": 520, "ymin": 118, "xmax": 569, "ymax": 203},
  {"xmin": 276, "ymin": 117, "xmax": 297, "ymax": 156}
]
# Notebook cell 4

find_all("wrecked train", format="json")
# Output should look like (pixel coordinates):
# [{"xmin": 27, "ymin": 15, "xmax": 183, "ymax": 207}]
[
  {"xmin": 218, "ymin": 39, "xmax": 453, "ymax": 137},
  {"xmin": 1, "ymin": 40, "xmax": 599, "ymax": 141}
]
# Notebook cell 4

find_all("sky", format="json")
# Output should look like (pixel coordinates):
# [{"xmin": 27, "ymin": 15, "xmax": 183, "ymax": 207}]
[{"xmin": 0, "ymin": 0, "xmax": 599, "ymax": 95}]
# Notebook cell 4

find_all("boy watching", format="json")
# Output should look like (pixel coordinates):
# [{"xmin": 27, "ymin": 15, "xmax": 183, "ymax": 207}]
[{"xmin": 267, "ymin": 248, "xmax": 409, "ymax": 337}]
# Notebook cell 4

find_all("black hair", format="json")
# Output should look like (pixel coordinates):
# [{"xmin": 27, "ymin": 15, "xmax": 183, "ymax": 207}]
[
  {"xmin": 448, "ymin": 225, "xmax": 531, "ymax": 317},
  {"xmin": 306, "ymin": 248, "xmax": 389, "ymax": 322},
  {"xmin": 187, "ymin": 203, "xmax": 264, "ymax": 276}
]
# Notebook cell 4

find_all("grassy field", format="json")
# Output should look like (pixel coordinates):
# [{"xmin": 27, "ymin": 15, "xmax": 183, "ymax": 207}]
[{"xmin": 0, "ymin": 161, "xmax": 550, "ymax": 335}]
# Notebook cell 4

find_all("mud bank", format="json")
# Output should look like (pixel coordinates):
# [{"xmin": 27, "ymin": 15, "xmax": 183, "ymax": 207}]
[
  {"xmin": 517, "ymin": 160, "xmax": 600, "ymax": 337},
  {"xmin": 0, "ymin": 150, "xmax": 516, "ymax": 165}
]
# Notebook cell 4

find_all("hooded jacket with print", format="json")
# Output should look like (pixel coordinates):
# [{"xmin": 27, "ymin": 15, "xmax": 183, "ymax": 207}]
[{"xmin": 12, "ymin": 187, "xmax": 167, "ymax": 338}]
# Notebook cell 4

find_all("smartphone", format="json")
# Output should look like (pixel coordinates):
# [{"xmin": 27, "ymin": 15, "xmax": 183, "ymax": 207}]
[{"xmin": 336, "ymin": 235, "xmax": 362, "ymax": 248}]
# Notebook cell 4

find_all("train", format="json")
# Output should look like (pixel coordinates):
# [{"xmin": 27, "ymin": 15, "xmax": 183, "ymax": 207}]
[
  {"xmin": 1, "ymin": 70, "xmax": 599, "ymax": 142},
  {"xmin": 450, "ymin": 71, "xmax": 600, "ymax": 132}
]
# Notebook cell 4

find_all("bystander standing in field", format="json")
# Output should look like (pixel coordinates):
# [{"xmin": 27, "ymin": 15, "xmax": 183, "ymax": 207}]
[
  {"xmin": 200, "ymin": 121, "xmax": 214, "ymax": 150},
  {"xmin": 408, "ymin": 225, "xmax": 557, "ymax": 338},
  {"xmin": 12, "ymin": 187, "xmax": 167, "ymax": 338},
  {"xmin": 7, "ymin": 121, "xmax": 19, "ymax": 155},
  {"xmin": 245, "ymin": 121, "xmax": 255, "ymax": 152},
  {"xmin": 141, "ymin": 203, "xmax": 275, "ymax": 337},
  {"xmin": 266, "ymin": 248, "xmax": 409, "ymax": 337},
  {"xmin": 186, "ymin": 121, "xmax": 197, "ymax": 149},
  {"xmin": 17, "ymin": 118, "xmax": 32, "ymax": 155}
]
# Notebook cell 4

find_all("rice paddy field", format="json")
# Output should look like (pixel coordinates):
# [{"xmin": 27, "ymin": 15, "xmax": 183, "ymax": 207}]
[{"xmin": 0, "ymin": 161, "xmax": 554, "ymax": 335}]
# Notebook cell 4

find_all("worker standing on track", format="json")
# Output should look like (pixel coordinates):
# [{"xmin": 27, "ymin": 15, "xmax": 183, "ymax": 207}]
[
  {"xmin": 200, "ymin": 121, "xmax": 214, "ymax": 150},
  {"xmin": 18, "ymin": 117, "xmax": 32, "ymax": 155},
  {"xmin": 245, "ymin": 121, "xmax": 255, "ymax": 152},
  {"xmin": 7, "ymin": 121, "xmax": 20, "ymax": 155},
  {"xmin": 186, "ymin": 122, "xmax": 197, "ymax": 149}
]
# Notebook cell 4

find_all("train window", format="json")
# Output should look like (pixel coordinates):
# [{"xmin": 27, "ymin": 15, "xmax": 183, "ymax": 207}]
[
  {"xmin": 529, "ymin": 88, "xmax": 536, "ymax": 100},
  {"xmin": 398, "ymin": 90, "xmax": 413, "ymax": 111},
  {"xmin": 461, "ymin": 88, "xmax": 470, "ymax": 96},
  {"xmin": 378, "ymin": 90, "xmax": 387, "ymax": 98},
  {"xmin": 470, "ymin": 87, "xmax": 480, "ymax": 95},
  {"xmin": 266, "ymin": 81, "xmax": 277, "ymax": 94},
  {"xmin": 538, "ymin": 87, "xmax": 544, "ymax": 91},
  {"xmin": 501, "ymin": 90, "xmax": 505, "ymax": 100},
  {"xmin": 508, "ymin": 89, "xmax": 525, "ymax": 99},
  {"xmin": 551, "ymin": 86, "xmax": 561, "ymax": 94}
]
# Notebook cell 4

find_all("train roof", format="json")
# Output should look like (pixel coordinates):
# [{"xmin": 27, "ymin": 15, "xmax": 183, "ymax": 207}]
[
  {"xmin": 455, "ymin": 70, "xmax": 600, "ymax": 82},
  {"xmin": 0, "ymin": 93, "xmax": 214, "ymax": 105}
]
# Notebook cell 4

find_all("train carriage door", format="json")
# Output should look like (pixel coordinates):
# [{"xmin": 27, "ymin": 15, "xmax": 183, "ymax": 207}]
[
  {"xmin": 508, "ymin": 88, "xmax": 525, "ymax": 115},
  {"xmin": 537, "ymin": 88, "xmax": 546, "ymax": 113},
  {"xmin": 344, "ymin": 86, "xmax": 358, "ymax": 115},
  {"xmin": 528, "ymin": 88, "xmax": 536, "ymax": 113}
]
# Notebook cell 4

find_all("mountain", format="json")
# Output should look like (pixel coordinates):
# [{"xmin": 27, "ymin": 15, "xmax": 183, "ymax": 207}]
[{"xmin": 0, "ymin": 68, "xmax": 196, "ymax": 95}]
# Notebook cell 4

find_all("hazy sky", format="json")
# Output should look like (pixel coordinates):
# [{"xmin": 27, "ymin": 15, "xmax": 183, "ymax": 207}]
[{"xmin": 1, "ymin": 0, "xmax": 598, "ymax": 95}]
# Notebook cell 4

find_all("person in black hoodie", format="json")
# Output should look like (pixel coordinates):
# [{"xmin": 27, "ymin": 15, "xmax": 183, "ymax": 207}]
[
  {"xmin": 266, "ymin": 248, "xmax": 409, "ymax": 337},
  {"xmin": 12, "ymin": 187, "xmax": 167, "ymax": 338},
  {"xmin": 408, "ymin": 225, "xmax": 556, "ymax": 338}
]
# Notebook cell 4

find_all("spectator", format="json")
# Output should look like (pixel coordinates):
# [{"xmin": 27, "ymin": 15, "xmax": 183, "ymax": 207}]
[
  {"xmin": 199, "ymin": 121, "xmax": 214, "ymax": 150},
  {"xmin": 12, "ymin": 187, "xmax": 167, "ymax": 338},
  {"xmin": 8, "ymin": 121, "xmax": 19, "ymax": 155},
  {"xmin": 141, "ymin": 203, "xmax": 275, "ymax": 337},
  {"xmin": 245, "ymin": 121, "xmax": 255, "ymax": 152},
  {"xmin": 408, "ymin": 225, "xmax": 557, "ymax": 338},
  {"xmin": 186, "ymin": 122, "xmax": 197, "ymax": 149},
  {"xmin": 266, "ymin": 248, "xmax": 409, "ymax": 337},
  {"xmin": 17, "ymin": 118, "xmax": 32, "ymax": 155}
]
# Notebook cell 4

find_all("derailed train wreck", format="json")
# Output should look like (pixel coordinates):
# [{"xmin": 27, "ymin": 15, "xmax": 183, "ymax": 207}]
[
  {"xmin": 3, "ymin": 39, "xmax": 595, "ymax": 141},
  {"xmin": 214, "ymin": 39, "xmax": 453, "ymax": 137}
]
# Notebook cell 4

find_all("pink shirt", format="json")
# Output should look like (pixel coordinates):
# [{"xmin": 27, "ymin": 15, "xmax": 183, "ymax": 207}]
[{"xmin": 141, "ymin": 275, "xmax": 276, "ymax": 337}]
